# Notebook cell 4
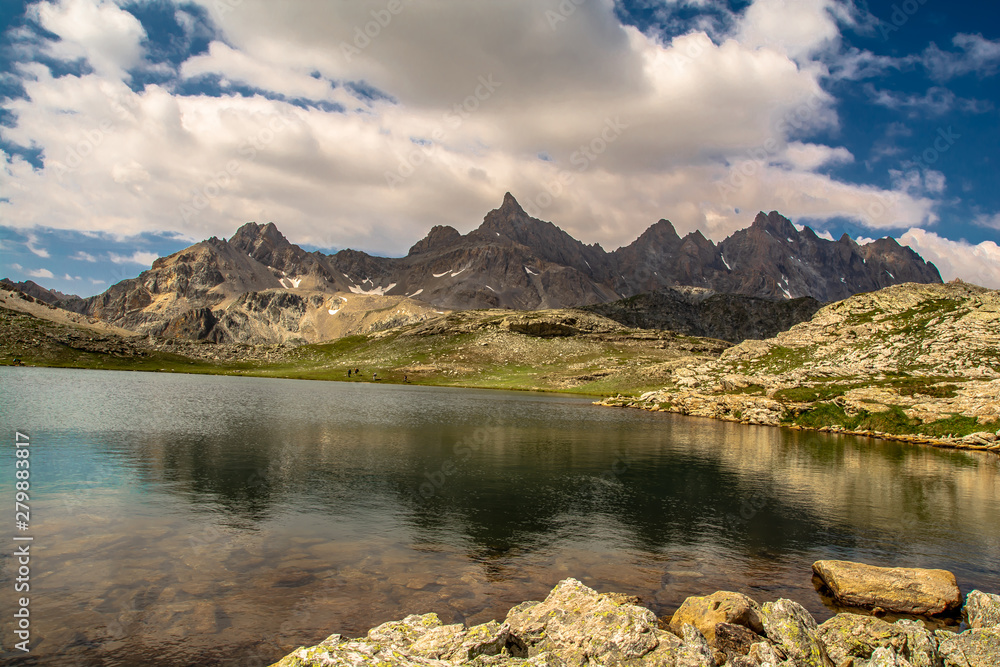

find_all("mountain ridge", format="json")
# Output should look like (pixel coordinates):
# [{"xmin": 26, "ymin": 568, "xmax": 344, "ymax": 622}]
[{"xmin": 55, "ymin": 193, "xmax": 941, "ymax": 341}]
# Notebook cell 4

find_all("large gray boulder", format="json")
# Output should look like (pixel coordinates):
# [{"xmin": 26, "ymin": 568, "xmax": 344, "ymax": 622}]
[
  {"xmin": 964, "ymin": 590, "xmax": 1000, "ymax": 629},
  {"xmin": 863, "ymin": 646, "xmax": 915, "ymax": 667},
  {"xmin": 503, "ymin": 578, "xmax": 676, "ymax": 665},
  {"xmin": 674, "ymin": 624, "xmax": 714, "ymax": 667},
  {"xmin": 812, "ymin": 561, "xmax": 962, "ymax": 616},
  {"xmin": 760, "ymin": 598, "xmax": 833, "ymax": 667}
]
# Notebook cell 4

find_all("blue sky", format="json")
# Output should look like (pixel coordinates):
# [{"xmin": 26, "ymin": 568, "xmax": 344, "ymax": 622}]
[{"xmin": 1, "ymin": 0, "xmax": 999, "ymax": 296}]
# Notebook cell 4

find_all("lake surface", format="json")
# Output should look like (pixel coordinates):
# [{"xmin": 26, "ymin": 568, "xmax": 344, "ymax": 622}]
[{"xmin": 1, "ymin": 367, "xmax": 998, "ymax": 666}]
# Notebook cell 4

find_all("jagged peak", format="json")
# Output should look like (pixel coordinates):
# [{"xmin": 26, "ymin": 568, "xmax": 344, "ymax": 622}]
[
  {"xmin": 500, "ymin": 191, "xmax": 525, "ymax": 214},
  {"xmin": 480, "ymin": 192, "xmax": 543, "ymax": 237},
  {"xmin": 620, "ymin": 219, "xmax": 681, "ymax": 253},
  {"xmin": 751, "ymin": 211, "xmax": 798, "ymax": 239},
  {"xmin": 866, "ymin": 236, "xmax": 902, "ymax": 249},
  {"xmin": 230, "ymin": 221, "xmax": 289, "ymax": 248},
  {"xmin": 408, "ymin": 225, "xmax": 462, "ymax": 256}
]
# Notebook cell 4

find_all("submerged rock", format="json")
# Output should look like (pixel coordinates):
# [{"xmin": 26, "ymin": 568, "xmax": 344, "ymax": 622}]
[{"xmin": 812, "ymin": 560, "xmax": 962, "ymax": 616}]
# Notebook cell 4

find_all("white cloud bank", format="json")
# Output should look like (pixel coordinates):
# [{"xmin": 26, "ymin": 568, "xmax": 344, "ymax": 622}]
[
  {"xmin": 898, "ymin": 229, "xmax": 1000, "ymax": 289},
  {"xmin": 0, "ymin": 0, "xmax": 952, "ymax": 259}
]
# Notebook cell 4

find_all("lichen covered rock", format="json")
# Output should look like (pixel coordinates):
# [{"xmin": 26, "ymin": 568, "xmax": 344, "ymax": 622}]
[
  {"xmin": 816, "ymin": 614, "xmax": 908, "ymax": 665},
  {"xmin": 937, "ymin": 628, "xmax": 1000, "ymax": 667},
  {"xmin": 503, "ymin": 578, "xmax": 663, "ymax": 665},
  {"xmin": 965, "ymin": 590, "xmax": 1000, "ymax": 629},
  {"xmin": 760, "ymin": 598, "xmax": 833, "ymax": 667}
]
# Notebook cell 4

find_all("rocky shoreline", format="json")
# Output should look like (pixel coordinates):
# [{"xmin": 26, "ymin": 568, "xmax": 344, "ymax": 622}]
[
  {"xmin": 269, "ymin": 563, "xmax": 1000, "ymax": 666},
  {"xmin": 595, "ymin": 392, "xmax": 1000, "ymax": 455}
]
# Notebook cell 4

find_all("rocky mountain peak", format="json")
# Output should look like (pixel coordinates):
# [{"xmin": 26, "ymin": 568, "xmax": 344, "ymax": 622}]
[
  {"xmin": 683, "ymin": 229, "xmax": 714, "ymax": 247},
  {"xmin": 751, "ymin": 211, "xmax": 799, "ymax": 240},
  {"xmin": 408, "ymin": 225, "xmax": 462, "ymax": 256},
  {"xmin": 229, "ymin": 220, "xmax": 303, "ymax": 272},
  {"xmin": 500, "ymin": 191, "xmax": 524, "ymax": 213},
  {"xmin": 230, "ymin": 221, "xmax": 290, "ymax": 251},
  {"xmin": 480, "ymin": 192, "xmax": 532, "ymax": 237}
]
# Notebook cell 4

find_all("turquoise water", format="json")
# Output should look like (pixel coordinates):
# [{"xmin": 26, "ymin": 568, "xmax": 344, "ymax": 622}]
[{"xmin": 0, "ymin": 367, "xmax": 998, "ymax": 666}]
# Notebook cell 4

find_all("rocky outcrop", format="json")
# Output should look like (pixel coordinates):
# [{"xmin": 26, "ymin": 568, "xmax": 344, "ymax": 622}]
[
  {"xmin": 269, "ymin": 579, "xmax": 1000, "ymax": 667},
  {"xmin": 503, "ymin": 578, "xmax": 674, "ymax": 664},
  {"xmin": 271, "ymin": 579, "xmax": 699, "ymax": 667},
  {"xmin": 816, "ymin": 615, "xmax": 940, "ymax": 667},
  {"xmin": 812, "ymin": 560, "xmax": 963, "ymax": 616}
]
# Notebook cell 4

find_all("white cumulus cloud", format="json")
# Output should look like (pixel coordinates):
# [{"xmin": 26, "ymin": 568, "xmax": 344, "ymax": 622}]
[
  {"xmin": 898, "ymin": 228, "xmax": 1000, "ymax": 289},
  {"xmin": 0, "ymin": 0, "xmax": 944, "ymax": 256},
  {"xmin": 109, "ymin": 250, "xmax": 160, "ymax": 266}
]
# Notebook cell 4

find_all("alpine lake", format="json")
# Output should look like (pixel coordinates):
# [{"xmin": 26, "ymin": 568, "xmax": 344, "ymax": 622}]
[{"xmin": 1, "ymin": 367, "xmax": 998, "ymax": 666}]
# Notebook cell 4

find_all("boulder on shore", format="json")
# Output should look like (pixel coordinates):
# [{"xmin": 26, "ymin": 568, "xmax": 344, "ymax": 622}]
[
  {"xmin": 812, "ymin": 560, "xmax": 962, "ymax": 615},
  {"xmin": 668, "ymin": 590, "xmax": 765, "ymax": 643}
]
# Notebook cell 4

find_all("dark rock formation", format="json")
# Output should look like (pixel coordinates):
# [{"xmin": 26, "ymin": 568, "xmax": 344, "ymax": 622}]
[{"xmin": 582, "ymin": 289, "xmax": 823, "ymax": 343}]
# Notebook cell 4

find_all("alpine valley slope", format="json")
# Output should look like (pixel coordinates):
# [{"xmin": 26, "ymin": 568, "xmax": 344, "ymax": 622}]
[
  {"xmin": 601, "ymin": 281, "xmax": 1000, "ymax": 450},
  {"xmin": 60, "ymin": 193, "xmax": 941, "ymax": 344}
]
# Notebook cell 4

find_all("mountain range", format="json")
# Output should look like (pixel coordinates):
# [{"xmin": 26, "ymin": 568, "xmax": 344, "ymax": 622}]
[{"xmin": 16, "ymin": 193, "xmax": 941, "ymax": 344}]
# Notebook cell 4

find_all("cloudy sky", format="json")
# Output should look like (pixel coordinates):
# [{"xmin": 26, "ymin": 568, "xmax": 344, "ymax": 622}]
[{"xmin": 1, "ymin": 0, "xmax": 999, "ymax": 296}]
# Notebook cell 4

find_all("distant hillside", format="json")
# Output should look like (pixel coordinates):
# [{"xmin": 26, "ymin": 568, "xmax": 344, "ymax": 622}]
[
  {"xmin": 1, "ymin": 277, "xmax": 83, "ymax": 307},
  {"xmin": 1, "ymin": 287, "xmax": 729, "ymax": 396},
  {"xmin": 602, "ymin": 281, "xmax": 1000, "ymax": 448}
]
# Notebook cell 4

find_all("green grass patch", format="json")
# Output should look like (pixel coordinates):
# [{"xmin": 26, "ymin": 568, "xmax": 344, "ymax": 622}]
[
  {"xmin": 784, "ymin": 401, "xmax": 1000, "ymax": 439},
  {"xmin": 919, "ymin": 415, "xmax": 1000, "ymax": 438}
]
